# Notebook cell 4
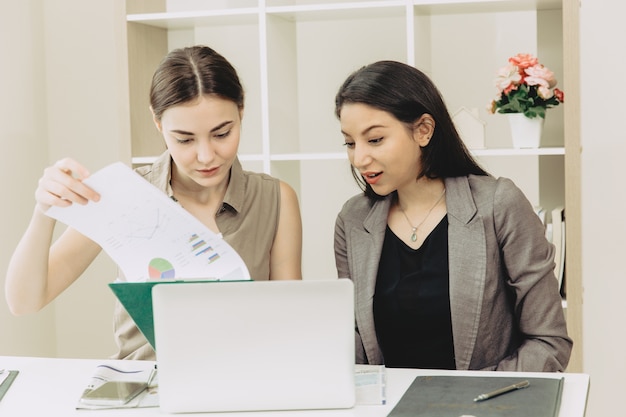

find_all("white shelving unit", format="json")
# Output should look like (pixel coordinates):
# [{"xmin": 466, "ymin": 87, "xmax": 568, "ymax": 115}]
[{"xmin": 124, "ymin": 0, "xmax": 566, "ymax": 280}]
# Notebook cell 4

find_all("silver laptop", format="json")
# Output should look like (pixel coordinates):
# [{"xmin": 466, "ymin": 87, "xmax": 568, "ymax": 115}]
[{"xmin": 152, "ymin": 279, "xmax": 356, "ymax": 413}]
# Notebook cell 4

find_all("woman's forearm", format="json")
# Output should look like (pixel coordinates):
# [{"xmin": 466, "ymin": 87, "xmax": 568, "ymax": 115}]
[{"xmin": 5, "ymin": 206, "xmax": 57, "ymax": 314}]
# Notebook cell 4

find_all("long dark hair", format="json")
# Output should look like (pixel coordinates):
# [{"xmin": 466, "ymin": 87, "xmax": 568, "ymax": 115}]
[
  {"xmin": 335, "ymin": 60, "xmax": 487, "ymax": 198},
  {"xmin": 150, "ymin": 45, "xmax": 244, "ymax": 121}
]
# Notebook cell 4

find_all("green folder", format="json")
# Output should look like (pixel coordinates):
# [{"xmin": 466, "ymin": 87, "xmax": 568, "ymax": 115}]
[
  {"xmin": 109, "ymin": 280, "xmax": 235, "ymax": 350},
  {"xmin": 0, "ymin": 370, "xmax": 19, "ymax": 402}
]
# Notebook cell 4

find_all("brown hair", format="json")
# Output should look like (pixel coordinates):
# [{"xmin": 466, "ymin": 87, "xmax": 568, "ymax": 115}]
[
  {"xmin": 335, "ymin": 61, "xmax": 487, "ymax": 199},
  {"xmin": 150, "ymin": 45, "xmax": 244, "ymax": 121}
]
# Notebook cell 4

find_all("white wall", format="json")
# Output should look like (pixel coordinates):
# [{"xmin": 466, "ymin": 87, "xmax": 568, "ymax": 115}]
[
  {"xmin": 579, "ymin": 1, "xmax": 626, "ymax": 416},
  {"xmin": 0, "ymin": 0, "xmax": 130, "ymax": 358},
  {"xmin": 0, "ymin": 0, "xmax": 56, "ymax": 357}
]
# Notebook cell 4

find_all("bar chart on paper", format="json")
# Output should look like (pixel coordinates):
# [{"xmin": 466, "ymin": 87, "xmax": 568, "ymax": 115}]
[{"xmin": 190, "ymin": 233, "xmax": 220, "ymax": 264}]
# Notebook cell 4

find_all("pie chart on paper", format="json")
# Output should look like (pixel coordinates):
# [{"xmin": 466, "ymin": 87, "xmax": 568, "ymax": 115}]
[{"xmin": 148, "ymin": 258, "xmax": 176, "ymax": 279}]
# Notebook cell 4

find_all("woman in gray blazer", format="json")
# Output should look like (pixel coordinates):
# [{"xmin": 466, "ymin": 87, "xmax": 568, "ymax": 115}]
[{"xmin": 334, "ymin": 61, "xmax": 572, "ymax": 372}]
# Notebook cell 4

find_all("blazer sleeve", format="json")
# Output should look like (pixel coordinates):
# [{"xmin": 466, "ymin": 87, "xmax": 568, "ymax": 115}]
[
  {"xmin": 492, "ymin": 178, "xmax": 572, "ymax": 371},
  {"xmin": 334, "ymin": 204, "xmax": 369, "ymax": 364},
  {"xmin": 334, "ymin": 210, "xmax": 350, "ymax": 280}
]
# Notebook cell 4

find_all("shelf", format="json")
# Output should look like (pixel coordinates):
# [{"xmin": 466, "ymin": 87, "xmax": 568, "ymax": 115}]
[
  {"xmin": 471, "ymin": 147, "xmax": 564, "ymax": 156},
  {"xmin": 127, "ymin": 9, "xmax": 259, "ymax": 29},
  {"xmin": 127, "ymin": 0, "xmax": 563, "ymax": 27},
  {"xmin": 412, "ymin": 0, "xmax": 562, "ymax": 14},
  {"xmin": 131, "ymin": 148, "xmax": 564, "ymax": 166},
  {"xmin": 266, "ymin": 1, "xmax": 406, "ymax": 21},
  {"xmin": 125, "ymin": 0, "xmax": 567, "ymax": 286}
]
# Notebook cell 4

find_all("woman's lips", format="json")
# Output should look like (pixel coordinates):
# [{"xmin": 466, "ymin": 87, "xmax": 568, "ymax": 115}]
[
  {"xmin": 362, "ymin": 171, "xmax": 382, "ymax": 185},
  {"xmin": 197, "ymin": 166, "xmax": 220, "ymax": 177}
]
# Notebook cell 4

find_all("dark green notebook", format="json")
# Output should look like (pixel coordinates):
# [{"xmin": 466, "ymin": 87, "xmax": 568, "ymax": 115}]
[
  {"xmin": 0, "ymin": 370, "xmax": 19, "ymax": 402},
  {"xmin": 109, "ymin": 280, "xmax": 235, "ymax": 351},
  {"xmin": 387, "ymin": 375, "xmax": 563, "ymax": 417}
]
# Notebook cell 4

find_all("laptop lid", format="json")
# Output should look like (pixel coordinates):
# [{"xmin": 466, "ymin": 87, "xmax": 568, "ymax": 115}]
[
  {"xmin": 152, "ymin": 279, "xmax": 356, "ymax": 413},
  {"xmin": 109, "ymin": 280, "xmax": 246, "ymax": 350}
]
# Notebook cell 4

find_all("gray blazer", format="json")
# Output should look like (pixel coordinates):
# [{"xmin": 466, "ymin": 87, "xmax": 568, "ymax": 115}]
[{"xmin": 334, "ymin": 175, "xmax": 572, "ymax": 371}]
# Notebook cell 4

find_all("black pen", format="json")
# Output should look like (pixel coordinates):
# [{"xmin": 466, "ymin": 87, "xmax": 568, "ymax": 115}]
[{"xmin": 473, "ymin": 380, "xmax": 530, "ymax": 402}]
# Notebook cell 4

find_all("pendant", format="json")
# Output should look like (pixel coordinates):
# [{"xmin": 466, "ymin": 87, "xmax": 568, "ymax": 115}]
[{"xmin": 410, "ymin": 227, "xmax": 418, "ymax": 242}]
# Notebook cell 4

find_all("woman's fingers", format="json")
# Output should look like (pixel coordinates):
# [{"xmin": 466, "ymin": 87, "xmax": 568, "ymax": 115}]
[{"xmin": 35, "ymin": 158, "xmax": 101, "ymax": 212}]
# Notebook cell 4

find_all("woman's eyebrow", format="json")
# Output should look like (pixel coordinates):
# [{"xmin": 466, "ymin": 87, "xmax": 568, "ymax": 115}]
[
  {"xmin": 341, "ymin": 124, "xmax": 385, "ymax": 138},
  {"xmin": 169, "ymin": 120, "xmax": 234, "ymax": 136},
  {"xmin": 169, "ymin": 129, "xmax": 194, "ymax": 135},
  {"xmin": 209, "ymin": 120, "xmax": 234, "ymax": 133}
]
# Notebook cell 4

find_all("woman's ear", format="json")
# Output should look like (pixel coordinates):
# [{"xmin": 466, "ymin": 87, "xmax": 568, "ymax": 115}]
[
  {"xmin": 413, "ymin": 114, "xmax": 435, "ymax": 147},
  {"xmin": 150, "ymin": 106, "xmax": 162, "ymax": 132}
]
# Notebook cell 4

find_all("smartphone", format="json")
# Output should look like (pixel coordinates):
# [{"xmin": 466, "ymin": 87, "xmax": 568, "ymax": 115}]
[{"xmin": 80, "ymin": 381, "xmax": 148, "ymax": 406}]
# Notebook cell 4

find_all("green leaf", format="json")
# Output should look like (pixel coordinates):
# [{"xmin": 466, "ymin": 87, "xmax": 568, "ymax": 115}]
[{"xmin": 494, "ymin": 82, "xmax": 561, "ymax": 115}]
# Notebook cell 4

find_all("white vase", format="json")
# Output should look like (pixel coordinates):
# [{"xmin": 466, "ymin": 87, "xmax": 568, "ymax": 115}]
[{"xmin": 507, "ymin": 113, "xmax": 545, "ymax": 149}]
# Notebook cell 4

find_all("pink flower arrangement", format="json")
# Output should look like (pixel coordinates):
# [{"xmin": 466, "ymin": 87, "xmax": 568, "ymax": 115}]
[{"xmin": 488, "ymin": 53, "xmax": 564, "ymax": 119}]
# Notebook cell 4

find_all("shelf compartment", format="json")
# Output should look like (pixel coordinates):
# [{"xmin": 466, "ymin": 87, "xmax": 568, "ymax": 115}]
[{"xmin": 266, "ymin": 9, "xmax": 407, "ymax": 155}]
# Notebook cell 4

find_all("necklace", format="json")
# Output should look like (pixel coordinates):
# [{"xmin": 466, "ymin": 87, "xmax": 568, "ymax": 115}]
[{"xmin": 398, "ymin": 188, "xmax": 446, "ymax": 242}]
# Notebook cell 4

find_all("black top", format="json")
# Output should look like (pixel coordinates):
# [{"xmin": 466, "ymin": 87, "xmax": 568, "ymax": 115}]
[{"xmin": 373, "ymin": 216, "xmax": 455, "ymax": 369}]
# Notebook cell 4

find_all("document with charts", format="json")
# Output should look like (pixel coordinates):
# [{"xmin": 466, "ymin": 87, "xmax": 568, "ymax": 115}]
[{"xmin": 45, "ymin": 162, "xmax": 250, "ymax": 282}]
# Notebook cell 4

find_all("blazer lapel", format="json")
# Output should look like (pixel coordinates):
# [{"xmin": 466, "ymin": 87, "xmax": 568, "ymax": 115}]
[
  {"xmin": 347, "ymin": 180, "xmax": 487, "ymax": 368},
  {"xmin": 445, "ymin": 176, "xmax": 487, "ymax": 370},
  {"xmin": 349, "ymin": 198, "xmax": 391, "ymax": 365}
]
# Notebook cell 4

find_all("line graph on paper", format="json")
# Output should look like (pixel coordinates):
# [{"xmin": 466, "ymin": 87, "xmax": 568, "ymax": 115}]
[
  {"xmin": 104, "ymin": 206, "xmax": 171, "ymax": 249},
  {"xmin": 120, "ymin": 207, "xmax": 165, "ymax": 240}
]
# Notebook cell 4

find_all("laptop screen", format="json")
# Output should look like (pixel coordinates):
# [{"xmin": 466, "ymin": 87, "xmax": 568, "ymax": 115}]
[{"xmin": 152, "ymin": 279, "xmax": 356, "ymax": 413}]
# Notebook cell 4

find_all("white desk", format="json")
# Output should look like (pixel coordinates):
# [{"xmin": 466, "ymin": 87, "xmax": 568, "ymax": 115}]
[{"xmin": 0, "ymin": 356, "xmax": 589, "ymax": 416}]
